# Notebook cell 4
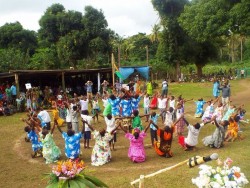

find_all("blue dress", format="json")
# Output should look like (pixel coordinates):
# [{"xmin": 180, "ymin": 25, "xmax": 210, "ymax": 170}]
[
  {"xmin": 108, "ymin": 97, "xmax": 121, "ymax": 116},
  {"xmin": 195, "ymin": 101, "xmax": 206, "ymax": 117},
  {"xmin": 131, "ymin": 96, "xmax": 141, "ymax": 111},
  {"xmin": 120, "ymin": 99, "xmax": 132, "ymax": 117},
  {"xmin": 62, "ymin": 132, "xmax": 82, "ymax": 159},
  {"xmin": 28, "ymin": 130, "xmax": 43, "ymax": 152},
  {"xmin": 213, "ymin": 81, "xmax": 220, "ymax": 97}
]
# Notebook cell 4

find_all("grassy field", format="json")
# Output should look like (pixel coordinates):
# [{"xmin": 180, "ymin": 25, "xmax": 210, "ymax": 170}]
[{"xmin": 0, "ymin": 79, "xmax": 249, "ymax": 188}]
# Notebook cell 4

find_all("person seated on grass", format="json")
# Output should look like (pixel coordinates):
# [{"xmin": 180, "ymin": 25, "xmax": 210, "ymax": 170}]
[
  {"xmin": 225, "ymin": 114, "xmax": 240, "ymax": 142},
  {"xmin": 178, "ymin": 117, "xmax": 206, "ymax": 151},
  {"xmin": 99, "ymin": 113, "xmax": 119, "ymax": 151},
  {"xmin": 82, "ymin": 119, "xmax": 119, "ymax": 166},
  {"xmin": 150, "ymin": 115, "xmax": 183, "ymax": 158},
  {"xmin": 39, "ymin": 121, "xmax": 61, "ymax": 164},
  {"xmin": 57, "ymin": 122, "xmax": 85, "ymax": 160},
  {"xmin": 120, "ymin": 121, "xmax": 150, "ymax": 163},
  {"xmin": 203, "ymin": 116, "xmax": 229, "ymax": 148},
  {"xmin": 24, "ymin": 122, "xmax": 43, "ymax": 158}
]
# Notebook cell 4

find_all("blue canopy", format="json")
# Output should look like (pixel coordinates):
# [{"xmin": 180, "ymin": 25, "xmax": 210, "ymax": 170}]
[{"xmin": 119, "ymin": 66, "xmax": 149, "ymax": 80}]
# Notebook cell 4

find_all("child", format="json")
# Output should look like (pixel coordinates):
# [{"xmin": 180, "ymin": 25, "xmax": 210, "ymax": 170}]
[
  {"xmin": 178, "ymin": 117, "xmax": 205, "ymax": 151},
  {"xmin": 164, "ymin": 107, "xmax": 174, "ymax": 127},
  {"xmin": 102, "ymin": 114, "xmax": 118, "ymax": 151},
  {"xmin": 225, "ymin": 114, "xmax": 239, "ymax": 142},
  {"xmin": 203, "ymin": 116, "xmax": 229, "ymax": 148},
  {"xmin": 143, "ymin": 94, "xmax": 150, "ymax": 122},
  {"xmin": 92, "ymin": 96, "xmax": 100, "ymax": 122},
  {"xmin": 149, "ymin": 112, "xmax": 160, "ymax": 147},
  {"xmin": 120, "ymin": 123, "xmax": 150, "ymax": 163},
  {"xmin": 83, "ymin": 120, "xmax": 119, "ymax": 166},
  {"xmin": 157, "ymin": 95, "xmax": 168, "ymax": 123},
  {"xmin": 131, "ymin": 110, "xmax": 144, "ymax": 131},
  {"xmin": 24, "ymin": 122, "xmax": 43, "ymax": 158},
  {"xmin": 201, "ymin": 99, "xmax": 218, "ymax": 123},
  {"xmin": 57, "ymin": 122, "xmax": 85, "ymax": 159},
  {"xmin": 149, "ymin": 93, "xmax": 157, "ymax": 109},
  {"xmin": 81, "ymin": 110, "xmax": 94, "ymax": 148},
  {"xmin": 71, "ymin": 105, "xmax": 79, "ymax": 132},
  {"xmin": 212, "ymin": 101, "xmax": 224, "ymax": 122},
  {"xmin": 194, "ymin": 98, "xmax": 206, "ymax": 118},
  {"xmin": 40, "ymin": 122, "xmax": 61, "ymax": 164},
  {"xmin": 175, "ymin": 103, "xmax": 185, "ymax": 136},
  {"xmin": 169, "ymin": 96, "xmax": 175, "ymax": 110}
]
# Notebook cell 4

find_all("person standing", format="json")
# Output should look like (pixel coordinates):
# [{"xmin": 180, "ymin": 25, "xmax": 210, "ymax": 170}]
[
  {"xmin": 85, "ymin": 81, "xmax": 93, "ymax": 100},
  {"xmin": 161, "ymin": 79, "xmax": 168, "ymax": 96},
  {"xmin": 212, "ymin": 78, "xmax": 220, "ymax": 99},
  {"xmin": 36, "ymin": 107, "xmax": 52, "ymax": 130},
  {"xmin": 10, "ymin": 82, "xmax": 17, "ymax": 106},
  {"xmin": 219, "ymin": 82, "xmax": 231, "ymax": 111}
]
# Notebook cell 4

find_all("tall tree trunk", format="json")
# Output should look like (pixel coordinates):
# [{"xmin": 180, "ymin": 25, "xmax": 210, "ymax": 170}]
[
  {"xmin": 176, "ymin": 60, "xmax": 180, "ymax": 81},
  {"xmin": 195, "ymin": 63, "xmax": 203, "ymax": 78}
]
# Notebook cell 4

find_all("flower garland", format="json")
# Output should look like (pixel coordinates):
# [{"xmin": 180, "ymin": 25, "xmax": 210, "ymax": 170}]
[
  {"xmin": 192, "ymin": 158, "xmax": 249, "ymax": 188},
  {"xmin": 46, "ymin": 159, "xmax": 108, "ymax": 188}
]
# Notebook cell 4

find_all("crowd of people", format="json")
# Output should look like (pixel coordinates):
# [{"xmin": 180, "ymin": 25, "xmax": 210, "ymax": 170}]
[{"xmin": 16, "ymin": 77, "xmax": 248, "ymax": 167}]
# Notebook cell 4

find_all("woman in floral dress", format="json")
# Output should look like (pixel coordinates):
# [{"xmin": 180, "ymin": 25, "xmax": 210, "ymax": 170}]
[
  {"xmin": 40, "ymin": 122, "xmax": 61, "ymax": 164},
  {"xmin": 83, "ymin": 120, "xmax": 119, "ymax": 166}
]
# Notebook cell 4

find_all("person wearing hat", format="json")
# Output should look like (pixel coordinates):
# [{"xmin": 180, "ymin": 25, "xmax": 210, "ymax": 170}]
[{"xmin": 85, "ymin": 81, "xmax": 93, "ymax": 100}]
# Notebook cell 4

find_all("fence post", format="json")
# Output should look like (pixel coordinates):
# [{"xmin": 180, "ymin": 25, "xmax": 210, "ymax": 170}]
[{"xmin": 139, "ymin": 175, "xmax": 145, "ymax": 188}]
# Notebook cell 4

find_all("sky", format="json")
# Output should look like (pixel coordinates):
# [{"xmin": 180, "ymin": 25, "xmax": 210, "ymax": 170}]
[{"xmin": 0, "ymin": 0, "xmax": 159, "ymax": 37}]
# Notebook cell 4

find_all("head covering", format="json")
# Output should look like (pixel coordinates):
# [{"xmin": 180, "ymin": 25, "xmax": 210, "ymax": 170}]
[{"xmin": 134, "ymin": 128, "xmax": 140, "ymax": 133}]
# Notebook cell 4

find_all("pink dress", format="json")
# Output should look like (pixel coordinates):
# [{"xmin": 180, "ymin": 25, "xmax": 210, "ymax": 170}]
[{"xmin": 125, "ymin": 131, "xmax": 146, "ymax": 163}]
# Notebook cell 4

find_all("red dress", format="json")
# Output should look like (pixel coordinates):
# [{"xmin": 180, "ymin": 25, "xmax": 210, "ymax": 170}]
[{"xmin": 149, "ymin": 96, "xmax": 157, "ymax": 109}]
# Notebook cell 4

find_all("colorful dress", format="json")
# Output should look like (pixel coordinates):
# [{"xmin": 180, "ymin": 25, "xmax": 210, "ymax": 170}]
[
  {"xmin": 28, "ymin": 130, "xmax": 43, "ymax": 152},
  {"xmin": 125, "ymin": 131, "xmax": 146, "ymax": 163},
  {"xmin": 203, "ymin": 125, "xmax": 225, "ymax": 148},
  {"xmin": 202, "ymin": 104, "xmax": 214, "ymax": 123},
  {"xmin": 108, "ymin": 97, "xmax": 121, "ymax": 116},
  {"xmin": 175, "ymin": 107, "xmax": 185, "ymax": 134},
  {"xmin": 212, "ymin": 106, "xmax": 224, "ymax": 122},
  {"xmin": 131, "ymin": 96, "xmax": 141, "ymax": 111},
  {"xmin": 91, "ymin": 130, "xmax": 113, "ymax": 166},
  {"xmin": 195, "ymin": 100, "xmax": 206, "ymax": 118},
  {"xmin": 213, "ymin": 81, "xmax": 220, "ymax": 98},
  {"xmin": 146, "ymin": 82, "xmax": 153, "ymax": 96},
  {"xmin": 62, "ymin": 132, "xmax": 82, "ymax": 159},
  {"xmin": 132, "ymin": 116, "xmax": 143, "ymax": 131},
  {"xmin": 40, "ymin": 133, "xmax": 61, "ymax": 164},
  {"xmin": 120, "ymin": 99, "xmax": 132, "ymax": 117},
  {"xmin": 222, "ymin": 108, "xmax": 235, "ymax": 121},
  {"xmin": 154, "ymin": 128, "xmax": 173, "ymax": 157}
]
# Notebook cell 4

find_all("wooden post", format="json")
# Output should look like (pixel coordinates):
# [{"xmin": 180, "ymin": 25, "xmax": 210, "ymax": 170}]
[
  {"xmin": 146, "ymin": 45, "xmax": 149, "ymax": 66},
  {"xmin": 111, "ymin": 53, "xmax": 115, "ymax": 86},
  {"xmin": 14, "ymin": 73, "xmax": 19, "ymax": 96},
  {"xmin": 139, "ymin": 175, "xmax": 145, "ymax": 188},
  {"xmin": 61, "ymin": 72, "xmax": 65, "ymax": 92}
]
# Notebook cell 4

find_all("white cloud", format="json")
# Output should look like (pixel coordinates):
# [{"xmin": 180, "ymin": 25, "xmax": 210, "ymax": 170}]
[{"xmin": 0, "ymin": 0, "xmax": 159, "ymax": 36}]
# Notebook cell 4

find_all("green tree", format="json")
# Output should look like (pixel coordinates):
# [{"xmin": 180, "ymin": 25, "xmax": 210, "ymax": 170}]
[
  {"xmin": 0, "ymin": 22, "xmax": 37, "ymax": 55},
  {"xmin": 152, "ymin": 0, "xmax": 189, "ymax": 80}
]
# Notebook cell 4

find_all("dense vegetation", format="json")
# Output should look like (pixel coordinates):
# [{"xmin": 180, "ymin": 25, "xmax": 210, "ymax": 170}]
[{"xmin": 0, "ymin": 1, "xmax": 249, "ymax": 79}]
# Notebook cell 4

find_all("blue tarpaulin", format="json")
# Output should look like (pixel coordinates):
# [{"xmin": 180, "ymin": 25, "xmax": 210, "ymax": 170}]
[{"xmin": 119, "ymin": 66, "xmax": 149, "ymax": 80}]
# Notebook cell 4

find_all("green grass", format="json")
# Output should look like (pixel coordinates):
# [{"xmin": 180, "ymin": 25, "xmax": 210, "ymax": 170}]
[{"xmin": 0, "ymin": 79, "xmax": 249, "ymax": 188}]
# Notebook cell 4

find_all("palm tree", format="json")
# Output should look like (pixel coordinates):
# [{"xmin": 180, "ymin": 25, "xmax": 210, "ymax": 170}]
[{"xmin": 150, "ymin": 24, "xmax": 161, "ymax": 43}]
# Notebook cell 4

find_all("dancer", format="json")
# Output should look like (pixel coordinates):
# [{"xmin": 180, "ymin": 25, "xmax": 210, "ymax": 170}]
[
  {"xmin": 178, "ymin": 117, "xmax": 205, "ymax": 151},
  {"xmin": 120, "ymin": 121, "xmax": 150, "ymax": 163},
  {"xmin": 82, "ymin": 120, "xmax": 119, "ymax": 166},
  {"xmin": 194, "ymin": 98, "xmax": 206, "ymax": 118},
  {"xmin": 203, "ymin": 116, "xmax": 229, "ymax": 148},
  {"xmin": 150, "ymin": 116, "xmax": 182, "ymax": 158},
  {"xmin": 40, "ymin": 122, "xmax": 61, "ymax": 164},
  {"xmin": 57, "ymin": 122, "xmax": 85, "ymax": 159}
]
